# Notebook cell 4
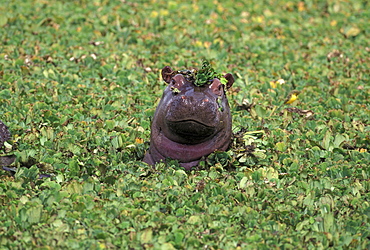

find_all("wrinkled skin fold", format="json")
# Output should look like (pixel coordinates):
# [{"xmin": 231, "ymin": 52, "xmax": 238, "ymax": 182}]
[{"xmin": 143, "ymin": 66, "xmax": 234, "ymax": 170}]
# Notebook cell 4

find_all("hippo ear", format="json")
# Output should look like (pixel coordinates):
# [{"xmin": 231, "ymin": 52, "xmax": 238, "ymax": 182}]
[
  {"xmin": 162, "ymin": 66, "xmax": 173, "ymax": 84},
  {"xmin": 223, "ymin": 73, "xmax": 234, "ymax": 89}
]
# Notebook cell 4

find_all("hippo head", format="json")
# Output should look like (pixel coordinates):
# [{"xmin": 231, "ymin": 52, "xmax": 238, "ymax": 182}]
[
  {"xmin": 144, "ymin": 65, "xmax": 234, "ymax": 170},
  {"xmin": 159, "ymin": 66, "xmax": 234, "ymax": 144}
]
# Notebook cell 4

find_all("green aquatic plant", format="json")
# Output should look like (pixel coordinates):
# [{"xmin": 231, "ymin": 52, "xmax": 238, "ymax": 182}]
[{"xmin": 194, "ymin": 60, "xmax": 227, "ymax": 87}]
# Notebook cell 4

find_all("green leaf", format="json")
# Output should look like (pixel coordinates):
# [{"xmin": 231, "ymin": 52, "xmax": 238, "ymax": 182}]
[
  {"xmin": 239, "ymin": 176, "xmax": 250, "ymax": 189},
  {"xmin": 174, "ymin": 231, "xmax": 184, "ymax": 245},
  {"xmin": 27, "ymin": 205, "xmax": 42, "ymax": 224},
  {"xmin": 255, "ymin": 105, "xmax": 267, "ymax": 118},
  {"xmin": 322, "ymin": 130, "xmax": 332, "ymax": 151},
  {"xmin": 340, "ymin": 25, "xmax": 361, "ymax": 38},
  {"xmin": 275, "ymin": 142, "xmax": 287, "ymax": 152},
  {"xmin": 0, "ymin": 16, "xmax": 8, "ymax": 26},
  {"xmin": 140, "ymin": 228, "xmax": 153, "ymax": 243},
  {"xmin": 333, "ymin": 134, "xmax": 347, "ymax": 148},
  {"xmin": 187, "ymin": 215, "xmax": 202, "ymax": 225},
  {"xmin": 160, "ymin": 243, "xmax": 176, "ymax": 250},
  {"xmin": 40, "ymin": 181, "xmax": 61, "ymax": 190}
]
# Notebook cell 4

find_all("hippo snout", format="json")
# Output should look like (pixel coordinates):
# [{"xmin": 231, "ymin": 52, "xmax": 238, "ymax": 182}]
[{"xmin": 165, "ymin": 94, "xmax": 220, "ymax": 127}]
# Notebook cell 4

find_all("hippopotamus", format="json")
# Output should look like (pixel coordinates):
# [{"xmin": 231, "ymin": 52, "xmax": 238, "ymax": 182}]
[{"xmin": 143, "ymin": 66, "xmax": 234, "ymax": 170}]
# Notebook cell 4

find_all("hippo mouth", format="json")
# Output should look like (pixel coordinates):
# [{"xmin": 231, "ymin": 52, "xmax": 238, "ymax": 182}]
[{"xmin": 166, "ymin": 119, "xmax": 216, "ymax": 143}]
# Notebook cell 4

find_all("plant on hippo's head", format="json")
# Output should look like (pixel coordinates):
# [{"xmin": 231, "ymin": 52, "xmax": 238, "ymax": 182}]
[{"xmin": 194, "ymin": 59, "xmax": 227, "ymax": 87}]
